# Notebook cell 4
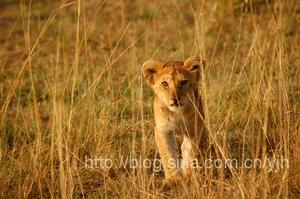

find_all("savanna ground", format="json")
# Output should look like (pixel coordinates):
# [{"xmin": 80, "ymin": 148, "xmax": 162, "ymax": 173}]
[{"xmin": 0, "ymin": 0, "xmax": 299, "ymax": 198}]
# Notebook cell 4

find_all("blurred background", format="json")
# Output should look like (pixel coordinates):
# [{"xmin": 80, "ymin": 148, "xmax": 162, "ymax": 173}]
[{"xmin": 0, "ymin": 0, "xmax": 299, "ymax": 198}]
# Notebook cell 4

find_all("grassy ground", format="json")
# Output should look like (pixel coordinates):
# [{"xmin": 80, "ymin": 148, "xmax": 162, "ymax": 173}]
[{"xmin": 0, "ymin": 0, "xmax": 299, "ymax": 198}]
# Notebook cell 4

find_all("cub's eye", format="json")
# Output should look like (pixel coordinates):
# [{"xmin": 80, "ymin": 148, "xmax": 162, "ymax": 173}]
[
  {"xmin": 161, "ymin": 81, "xmax": 169, "ymax": 88},
  {"xmin": 179, "ymin": 80, "xmax": 188, "ymax": 87}
]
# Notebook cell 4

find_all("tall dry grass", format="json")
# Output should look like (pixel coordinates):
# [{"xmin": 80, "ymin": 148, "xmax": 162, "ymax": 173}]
[{"xmin": 0, "ymin": 0, "xmax": 299, "ymax": 198}]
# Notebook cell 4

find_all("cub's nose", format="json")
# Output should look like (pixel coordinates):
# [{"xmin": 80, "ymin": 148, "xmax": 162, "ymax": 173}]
[{"xmin": 171, "ymin": 98, "xmax": 180, "ymax": 106}]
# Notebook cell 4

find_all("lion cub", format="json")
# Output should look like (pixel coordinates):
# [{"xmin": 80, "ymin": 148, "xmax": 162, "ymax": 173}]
[{"xmin": 143, "ymin": 56, "xmax": 208, "ymax": 184}]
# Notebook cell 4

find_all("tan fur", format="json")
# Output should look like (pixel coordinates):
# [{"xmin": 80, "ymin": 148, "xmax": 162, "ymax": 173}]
[{"xmin": 143, "ymin": 56, "xmax": 208, "ymax": 183}]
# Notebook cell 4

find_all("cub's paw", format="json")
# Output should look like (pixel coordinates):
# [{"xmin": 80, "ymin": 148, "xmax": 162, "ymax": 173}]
[{"xmin": 160, "ymin": 174, "xmax": 182, "ymax": 191}]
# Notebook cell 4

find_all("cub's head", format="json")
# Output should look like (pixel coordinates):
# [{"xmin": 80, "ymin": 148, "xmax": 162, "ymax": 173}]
[{"xmin": 143, "ymin": 56, "xmax": 204, "ymax": 111}]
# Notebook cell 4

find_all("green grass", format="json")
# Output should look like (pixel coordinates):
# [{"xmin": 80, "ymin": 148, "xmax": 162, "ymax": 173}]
[{"xmin": 0, "ymin": 0, "xmax": 299, "ymax": 198}]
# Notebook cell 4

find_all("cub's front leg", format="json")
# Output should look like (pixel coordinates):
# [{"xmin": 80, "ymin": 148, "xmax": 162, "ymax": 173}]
[
  {"xmin": 154, "ymin": 127, "xmax": 182, "ymax": 182},
  {"xmin": 181, "ymin": 135, "xmax": 198, "ymax": 176},
  {"xmin": 181, "ymin": 126, "xmax": 208, "ymax": 176}
]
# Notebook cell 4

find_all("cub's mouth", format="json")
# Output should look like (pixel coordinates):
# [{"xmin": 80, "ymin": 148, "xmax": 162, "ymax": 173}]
[
  {"xmin": 170, "ymin": 102, "xmax": 179, "ymax": 107},
  {"xmin": 169, "ymin": 101, "xmax": 185, "ymax": 108},
  {"xmin": 170, "ymin": 98, "xmax": 180, "ymax": 107}
]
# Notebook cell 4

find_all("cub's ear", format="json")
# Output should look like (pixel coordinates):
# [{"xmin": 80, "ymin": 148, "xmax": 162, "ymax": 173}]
[
  {"xmin": 184, "ymin": 56, "xmax": 205, "ymax": 81},
  {"xmin": 142, "ymin": 60, "xmax": 162, "ymax": 86}
]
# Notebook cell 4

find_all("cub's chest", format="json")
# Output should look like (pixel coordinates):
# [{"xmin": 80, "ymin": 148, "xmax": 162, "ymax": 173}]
[{"xmin": 159, "ymin": 109, "xmax": 193, "ymax": 132}]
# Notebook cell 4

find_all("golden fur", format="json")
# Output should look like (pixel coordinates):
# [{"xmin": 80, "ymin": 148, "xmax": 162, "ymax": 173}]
[{"xmin": 143, "ymin": 56, "xmax": 208, "ymax": 184}]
